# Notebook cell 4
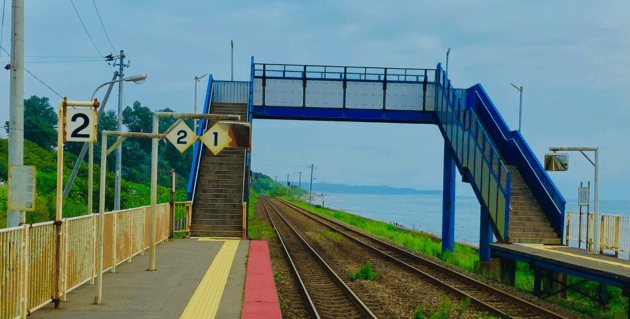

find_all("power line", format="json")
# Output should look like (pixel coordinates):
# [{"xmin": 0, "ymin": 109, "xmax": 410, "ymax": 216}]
[
  {"xmin": 69, "ymin": 0, "xmax": 105, "ymax": 58},
  {"xmin": 91, "ymin": 0, "xmax": 115, "ymax": 53},
  {"xmin": 255, "ymin": 164, "xmax": 308, "ymax": 168},
  {"xmin": 0, "ymin": 0, "xmax": 5, "ymax": 60},
  {"xmin": 25, "ymin": 68, "xmax": 63, "ymax": 99},
  {"xmin": 1, "ymin": 46, "xmax": 63, "ymax": 99}
]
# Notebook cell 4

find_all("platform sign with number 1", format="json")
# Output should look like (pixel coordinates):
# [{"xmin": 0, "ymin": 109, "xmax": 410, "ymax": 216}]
[{"xmin": 166, "ymin": 121, "xmax": 198, "ymax": 153}]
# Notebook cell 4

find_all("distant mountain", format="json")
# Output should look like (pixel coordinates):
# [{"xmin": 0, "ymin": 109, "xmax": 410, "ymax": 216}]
[{"xmin": 306, "ymin": 182, "xmax": 441, "ymax": 195}]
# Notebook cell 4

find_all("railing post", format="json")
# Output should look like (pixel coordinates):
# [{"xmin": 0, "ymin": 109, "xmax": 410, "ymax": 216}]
[
  {"xmin": 53, "ymin": 220, "xmax": 63, "ymax": 308},
  {"xmin": 242, "ymin": 202, "xmax": 247, "ymax": 239},
  {"xmin": 91, "ymin": 213, "xmax": 96, "ymax": 284},
  {"xmin": 565, "ymin": 213, "xmax": 570, "ymax": 246},
  {"xmin": 615, "ymin": 216, "xmax": 620, "ymax": 257},
  {"xmin": 112, "ymin": 211, "xmax": 117, "ymax": 273},
  {"xmin": 600, "ymin": 215, "xmax": 605, "ymax": 255},
  {"xmin": 62, "ymin": 221, "xmax": 68, "ymax": 301},
  {"xmin": 170, "ymin": 169, "xmax": 175, "ymax": 240},
  {"xmin": 21, "ymin": 225, "xmax": 29, "ymax": 319}
]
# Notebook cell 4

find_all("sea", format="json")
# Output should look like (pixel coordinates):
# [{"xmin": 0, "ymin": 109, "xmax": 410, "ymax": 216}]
[{"xmin": 307, "ymin": 193, "xmax": 630, "ymax": 247}]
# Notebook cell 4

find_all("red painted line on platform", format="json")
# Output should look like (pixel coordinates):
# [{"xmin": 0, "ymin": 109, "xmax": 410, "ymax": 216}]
[{"xmin": 241, "ymin": 240, "xmax": 282, "ymax": 319}]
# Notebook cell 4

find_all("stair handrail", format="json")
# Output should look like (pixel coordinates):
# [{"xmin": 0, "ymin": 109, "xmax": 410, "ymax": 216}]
[
  {"xmin": 435, "ymin": 64, "xmax": 511, "ymax": 240},
  {"xmin": 469, "ymin": 86, "xmax": 566, "ymax": 236},
  {"xmin": 187, "ymin": 76, "xmax": 214, "ymax": 201}
]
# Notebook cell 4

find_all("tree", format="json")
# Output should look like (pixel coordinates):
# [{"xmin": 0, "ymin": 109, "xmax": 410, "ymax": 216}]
[{"xmin": 5, "ymin": 95, "xmax": 57, "ymax": 151}]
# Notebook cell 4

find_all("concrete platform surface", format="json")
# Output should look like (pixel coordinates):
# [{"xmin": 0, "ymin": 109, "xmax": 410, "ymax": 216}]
[
  {"xmin": 492, "ymin": 243, "xmax": 630, "ymax": 282},
  {"xmin": 30, "ymin": 238, "xmax": 249, "ymax": 319}
]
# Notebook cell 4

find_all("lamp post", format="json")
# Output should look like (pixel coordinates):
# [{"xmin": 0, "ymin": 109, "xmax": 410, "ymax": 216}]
[
  {"xmin": 446, "ymin": 48, "xmax": 451, "ymax": 74},
  {"xmin": 511, "ymin": 83, "xmax": 523, "ymax": 132},
  {"xmin": 63, "ymin": 74, "xmax": 148, "ymax": 200},
  {"xmin": 194, "ymin": 73, "xmax": 208, "ymax": 132}
]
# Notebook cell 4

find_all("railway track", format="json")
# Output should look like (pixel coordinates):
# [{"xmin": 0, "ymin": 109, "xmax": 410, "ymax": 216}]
[
  {"xmin": 274, "ymin": 198, "xmax": 567, "ymax": 319},
  {"xmin": 260, "ymin": 198, "xmax": 379, "ymax": 319}
]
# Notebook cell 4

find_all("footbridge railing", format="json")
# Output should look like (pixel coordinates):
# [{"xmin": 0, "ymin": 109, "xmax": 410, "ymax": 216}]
[
  {"xmin": 434, "ymin": 64, "xmax": 511, "ymax": 241},
  {"xmin": 0, "ymin": 203, "xmax": 172, "ymax": 319},
  {"xmin": 252, "ymin": 63, "xmax": 438, "ymax": 118}
]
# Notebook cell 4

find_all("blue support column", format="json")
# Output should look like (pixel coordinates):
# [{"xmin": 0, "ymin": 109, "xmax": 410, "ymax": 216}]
[
  {"xmin": 442, "ymin": 140, "xmax": 456, "ymax": 253},
  {"xmin": 480, "ymin": 205, "xmax": 493, "ymax": 262}
]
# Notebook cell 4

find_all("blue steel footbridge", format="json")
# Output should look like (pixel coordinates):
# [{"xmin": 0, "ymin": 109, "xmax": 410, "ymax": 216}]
[{"xmin": 187, "ymin": 58, "xmax": 567, "ymax": 262}]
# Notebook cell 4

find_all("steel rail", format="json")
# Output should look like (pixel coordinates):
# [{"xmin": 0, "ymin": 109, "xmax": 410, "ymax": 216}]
[
  {"xmin": 262, "ymin": 198, "xmax": 379, "ymax": 319},
  {"xmin": 277, "ymin": 199, "xmax": 567, "ymax": 319},
  {"xmin": 260, "ymin": 199, "xmax": 320, "ymax": 319}
]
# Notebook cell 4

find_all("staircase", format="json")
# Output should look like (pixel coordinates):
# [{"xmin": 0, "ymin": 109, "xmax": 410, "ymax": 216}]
[
  {"xmin": 190, "ymin": 102, "xmax": 248, "ymax": 237},
  {"xmin": 506, "ymin": 165, "xmax": 561, "ymax": 244},
  {"xmin": 435, "ymin": 65, "xmax": 565, "ymax": 245}
]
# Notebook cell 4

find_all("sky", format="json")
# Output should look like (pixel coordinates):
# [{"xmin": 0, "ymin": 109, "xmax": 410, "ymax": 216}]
[{"xmin": 0, "ymin": 0, "xmax": 628, "ymax": 201}]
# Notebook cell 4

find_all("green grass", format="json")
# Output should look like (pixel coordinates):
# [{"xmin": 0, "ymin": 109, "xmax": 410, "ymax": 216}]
[
  {"xmin": 319, "ymin": 229, "xmax": 342, "ymax": 240},
  {"xmin": 247, "ymin": 191, "xmax": 275, "ymax": 240},
  {"xmin": 0, "ymin": 138, "xmax": 187, "ymax": 228},
  {"xmin": 413, "ymin": 295, "xmax": 453, "ymax": 319},
  {"xmin": 287, "ymin": 198, "xmax": 629, "ymax": 319},
  {"xmin": 349, "ymin": 261, "xmax": 381, "ymax": 281},
  {"xmin": 287, "ymin": 198, "xmax": 479, "ymax": 272}
]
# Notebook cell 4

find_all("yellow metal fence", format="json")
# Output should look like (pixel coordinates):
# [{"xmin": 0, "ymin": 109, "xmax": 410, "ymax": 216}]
[
  {"xmin": 566, "ymin": 211, "xmax": 630, "ymax": 256},
  {"xmin": 0, "ymin": 202, "xmax": 182, "ymax": 319}
]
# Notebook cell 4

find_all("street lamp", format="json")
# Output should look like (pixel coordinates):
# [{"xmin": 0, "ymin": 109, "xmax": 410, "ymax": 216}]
[
  {"xmin": 91, "ymin": 74, "xmax": 147, "ymax": 101},
  {"xmin": 194, "ymin": 73, "xmax": 209, "ymax": 132},
  {"xmin": 63, "ymin": 74, "xmax": 148, "ymax": 200},
  {"xmin": 446, "ymin": 48, "xmax": 451, "ymax": 74},
  {"xmin": 511, "ymin": 83, "xmax": 523, "ymax": 132}
]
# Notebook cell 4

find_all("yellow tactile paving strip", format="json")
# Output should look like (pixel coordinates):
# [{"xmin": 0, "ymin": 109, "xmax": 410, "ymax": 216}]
[
  {"xmin": 179, "ymin": 239, "xmax": 240, "ymax": 319},
  {"xmin": 522, "ymin": 244, "xmax": 630, "ymax": 270}
]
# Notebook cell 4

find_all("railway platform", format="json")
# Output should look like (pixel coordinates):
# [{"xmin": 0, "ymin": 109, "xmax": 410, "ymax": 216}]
[
  {"xmin": 492, "ymin": 243, "xmax": 630, "ymax": 315},
  {"xmin": 28, "ymin": 237, "xmax": 279, "ymax": 319}
]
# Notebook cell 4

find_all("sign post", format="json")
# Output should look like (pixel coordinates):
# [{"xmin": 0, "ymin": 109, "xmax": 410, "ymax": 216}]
[
  {"xmin": 548, "ymin": 147, "xmax": 599, "ymax": 254},
  {"xmin": 56, "ymin": 98, "xmax": 99, "ymax": 307}
]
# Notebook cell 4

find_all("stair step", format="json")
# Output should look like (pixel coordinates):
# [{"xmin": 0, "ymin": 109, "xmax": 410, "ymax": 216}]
[
  {"xmin": 191, "ymin": 231, "xmax": 242, "ymax": 237},
  {"xmin": 510, "ymin": 238, "xmax": 562, "ymax": 244},
  {"xmin": 509, "ymin": 221, "xmax": 551, "ymax": 228},
  {"xmin": 191, "ymin": 224, "xmax": 242, "ymax": 231},
  {"xmin": 192, "ymin": 219, "xmax": 243, "ymax": 226},
  {"xmin": 193, "ymin": 213, "xmax": 244, "ymax": 220},
  {"xmin": 509, "ymin": 231, "xmax": 558, "ymax": 238},
  {"xmin": 510, "ymin": 215, "xmax": 549, "ymax": 222},
  {"xmin": 509, "ymin": 226, "xmax": 556, "ymax": 233}
]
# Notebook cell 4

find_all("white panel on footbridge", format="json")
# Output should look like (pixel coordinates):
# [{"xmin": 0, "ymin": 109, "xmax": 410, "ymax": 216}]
[
  {"xmin": 305, "ymin": 80, "xmax": 344, "ymax": 108},
  {"xmin": 385, "ymin": 83, "xmax": 424, "ymax": 110},
  {"xmin": 345, "ymin": 82, "xmax": 384, "ymax": 109},
  {"xmin": 264, "ymin": 79, "xmax": 303, "ymax": 107}
]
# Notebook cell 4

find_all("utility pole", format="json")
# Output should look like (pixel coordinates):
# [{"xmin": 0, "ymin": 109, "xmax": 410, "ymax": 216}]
[
  {"xmin": 7, "ymin": 0, "xmax": 24, "ymax": 227},
  {"xmin": 298, "ymin": 171, "xmax": 302, "ymax": 188},
  {"xmin": 308, "ymin": 165, "xmax": 315, "ymax": 205},
  {"xmin": 113, "ymin": 50, "xmax": 129, "ymax": 211},
  {"xmin": 231, "ymin": 40, "xmax": 234, "ymax": 81},
  {"xmin": 286, "ymin": 174, "xmax": 289, "ymax": 187}
]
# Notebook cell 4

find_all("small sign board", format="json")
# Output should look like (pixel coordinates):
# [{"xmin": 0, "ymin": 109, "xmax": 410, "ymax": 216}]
[
  {"xmin": 201, "ymin": 123, "xmax": 232, "ymax": 155},
  {"xmin": 578, "ymin": 187, "xmax": 589, "ymax": 206},
  {"xmin": 166, "ymin": 121, "xmax": 198, "ymax": 153},
  {"xmin": 66, "ymin": 108, "xmax": 98, "ymax": 142},
  {"xmin": 544, "ymin": 152, "xmax": 569, "ymax": 171},
  {"xmin": 200, "ymin": 121, "xmax": 252, "ymax": 155},
  {"xmin": 8, "ymin": 165, "xmax": 36, "ymax": 211}
]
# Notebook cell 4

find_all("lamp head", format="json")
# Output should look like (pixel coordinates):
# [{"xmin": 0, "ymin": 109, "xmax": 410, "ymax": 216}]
[{"xmin": 125, "ymin": 74, "xmax": 147, "ymax": 84}]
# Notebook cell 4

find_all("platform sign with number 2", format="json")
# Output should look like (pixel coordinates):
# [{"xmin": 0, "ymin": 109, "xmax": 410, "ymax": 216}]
[
  {"xmin": 166, "ymin": 121, "xmax": 198, "ymax": 153},
  {"xmin": 66, "ymin": 108, "xmax": 97, "ymax": 142}
]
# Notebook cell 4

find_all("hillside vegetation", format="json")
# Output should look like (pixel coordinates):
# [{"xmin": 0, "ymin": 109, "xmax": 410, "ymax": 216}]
[{"xmin": 0, "ymin": 138, "xmax": 186, "ymax": 228}]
